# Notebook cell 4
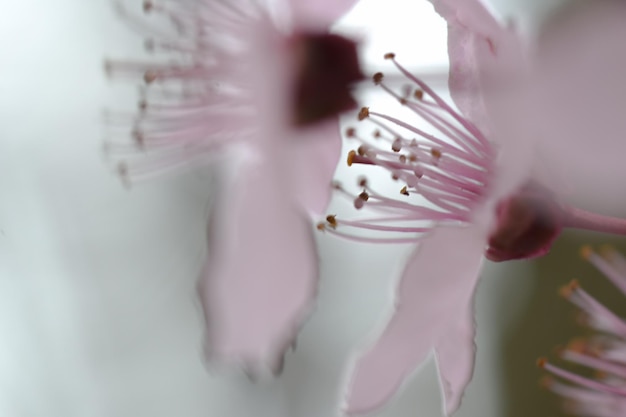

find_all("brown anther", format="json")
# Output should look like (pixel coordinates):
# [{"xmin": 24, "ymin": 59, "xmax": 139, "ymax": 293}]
[
  {"xmin": 579, "ymin": 245, "xmax": 593, "ymax": 260},
  {"xmin": 559, "ymin": 280, "xmax": 580, "ymax": 299},
  {"xmin": 316, "ymin": 222, "xmax": 326, "ymax": 231},
  {"xmin": 400, "ymin": 186, "xmax": 409, "ymax": 196},
  {"xmin": 345, "ymin": 127, "xmax": 356, "ymax": 138},
  {"xmin": 358, "ymin": 191, "xmax": 369, "ymax": 202},
  {"xmin": 391, "ymin": 173, "xmax": 400, "ymax": 181},
  {"xmin": 414, "ymin": 89, "xmax": 424, "ymax": 100},
  {"xmin": 358, "ymin": 107, "xmax": 370, "ymax": 121},
  {"xmin": 384, "ymin": 52, "xmax": 396, "ymax": 60},
  {"xmin": 143, "ymin": 1, "xmax": 153, "ymax": 13},
  {"xmin": 431, "ymin": 148, "xmax": 442, "ymax": 159},
  {"xmin": 373, "ymin": 130, "xmax": 381, "ymax": 138},
  {"xmin": 399, "ymin": 155, "xmax": 407, "ymax": 163},
  {"xmin": 536, "ymin": 357, "xmax": 548, "ymax": 369},
  {"xmin": 144, "ymin": 70, "xmax": 157, "ymax": 84},
  {"xmin": 373, "ymin": 72, "xmax": 384, "ymax": 85},
  {"xmin": 392, "ymin": 137, "xmax": 402, "ymax": 152},
  {"xmin": 409, "ymin": 154, "xmax": 418, "ymax": 162},
  {"xmin": 326, "ymin": 215, "xmax": 338, "ymax": 229},
  {"xmin": 357, "ymin": 177, "xmax": 368, "ymax": 187},
  {"xmin": 399, "ymin": 98, "xmax": 407, "ymax": 105},
  {"xmin": 357, "ymin": 145, "xmax": 367, "ymax": 156},
  {"xmin": 332, "ymin": 181, "xmax": 343, "ymax": 190},
  {"xmin": 347, "ymin": 150, "xmax": 357, "ymax": 166},
  {"xmin": 409, "ymin": 138, "xmax": 418, "ymax": 148}
]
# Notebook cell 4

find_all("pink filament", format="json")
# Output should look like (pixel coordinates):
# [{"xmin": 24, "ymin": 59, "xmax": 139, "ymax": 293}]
[{"xmin": 327, "ymin": 55, "xmax": 496, "ymax": 243}]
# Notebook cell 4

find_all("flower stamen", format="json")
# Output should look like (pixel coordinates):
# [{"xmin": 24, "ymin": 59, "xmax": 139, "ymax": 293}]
[
  {"xmin": 325, "ymin": 54, "xmax": 497, "ymax": 245},
  {"xmin": 539, "ymin": 357, "xmax": 626, "ymax": 397}
]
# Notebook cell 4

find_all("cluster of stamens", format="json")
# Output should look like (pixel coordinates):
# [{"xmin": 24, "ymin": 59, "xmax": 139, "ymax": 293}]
[
  {"xmin": 104, "ymin": 0, "xmax": 261, "ymax": 184},
  {"xmin": 539, "ymin": 245, "xmax": 626, "ymax": 415},
  {"xmin": 318, "ymin": 53, "xmax": 496, "ymax": 243}
]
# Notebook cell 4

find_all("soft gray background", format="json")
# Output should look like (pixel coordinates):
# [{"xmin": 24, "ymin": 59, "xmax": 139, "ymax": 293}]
[{"xmin": 0, "ymin": 0, "xmax": 581, "ymax": 416}]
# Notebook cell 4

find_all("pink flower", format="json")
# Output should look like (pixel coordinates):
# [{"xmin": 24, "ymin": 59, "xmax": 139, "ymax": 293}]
[
  {"xmin": 106, "ymin": 0, "xmax": 361, "ymax": 376},
  {"xmin": 541, "ymin": 246, "xmax": 626, "ymax": 417},
  {"xmin": 319, "ymin": 0, "xmax": 626, "ymax": 415}
]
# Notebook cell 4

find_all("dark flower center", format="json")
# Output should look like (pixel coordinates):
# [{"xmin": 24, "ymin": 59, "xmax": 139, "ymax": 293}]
[
  {"xmin": 486, "ymin": 183, "xmax": 563, "ymax": 262},
  {"xmin": 291, "ymin": 33, "xmax": 364, "ymax": 126}
]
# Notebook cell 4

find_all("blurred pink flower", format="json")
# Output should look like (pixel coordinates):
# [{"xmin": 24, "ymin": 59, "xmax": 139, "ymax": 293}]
[
  {"xmin": 321, "ymin": 0, "xmax": 626, "ymax": 415},
  {"xmin": 106, "ymin": 0, "xmax": 361, "ymax": 376},
  {"xmin": 541, "ymin": 245, "xmax": 626, "ymax": 417}
]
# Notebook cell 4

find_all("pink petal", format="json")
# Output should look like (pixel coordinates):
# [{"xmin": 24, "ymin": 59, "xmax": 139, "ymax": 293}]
[
  {"xmin": 521, "ymin": 1, "xmax": 626, "ymax": 212},
  {"xmin": 429, "ymin": 0, "xmax": 533, "ymax": 201},
  {"xmin": 343, "ymin": 224, "xmax": 486, "ymax": 415},
  {"xmin": 286, "ymin": 118, "xmax": 343, "ymax": 215},
  {"xmin": 435, "ymin": 305, "xmax": 476, "ymax": 415},
  {"xmin": 198, "ymin": 151, "xmax": 318, "ymax": 375},
  {"xmin": 430, "ymin": 0, "xmax": 525, "ymax": 135},
  {"xmin": 289, "ymin": 0, "xmax": 359, "ymax": 26}
]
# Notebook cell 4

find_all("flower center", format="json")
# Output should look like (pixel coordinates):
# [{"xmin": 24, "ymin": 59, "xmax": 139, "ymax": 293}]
[
  {"xmin": 103, "ymin": 1, "xmax": 363, "ymax": 184},
  {"xmin": 486, "ymin": 183, "xmax": 563, "ymax": 262},
  {"xmin": 290, "ymin": 33, "xmax": 363, "ymax": 126}
]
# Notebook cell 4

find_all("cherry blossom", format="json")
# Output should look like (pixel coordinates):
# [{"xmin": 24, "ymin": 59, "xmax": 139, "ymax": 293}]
[
  {"xmin": 105, "ymin": 0, "xmax": 361, "ymax": 377},
  {"xmin": 321, "ymin": 0, "xmax": 626, "ymax": 414}
]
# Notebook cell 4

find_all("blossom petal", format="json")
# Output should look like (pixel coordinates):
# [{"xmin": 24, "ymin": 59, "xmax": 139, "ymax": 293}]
[
  {"xmin": 522, "ymin": 1, "xmax": 626, "ymax": 212},
  {"xmin": 198, "ymin": 151, "xmax": 318, "ymax": 375},
  {"xmin": 435, "ymin": 305, "xmax": 476, "ymax": 415},
  {"xmin": 428, "ymin": 0, "xmax": 534, "ymax": 201},
  {"xmin": 286, "ymin": 119, "xmax": 342, "ymax": 215},
  {"xmin": 429, "ymin": 0, "xmax": 525, "ymax": 135},
  {"xmin": 342, "ymin": 224, "xmax": 486, "ymax": 415},
  {"xmin": 289, "ymin": 0, "xmax": 358, "ymax": 26}
]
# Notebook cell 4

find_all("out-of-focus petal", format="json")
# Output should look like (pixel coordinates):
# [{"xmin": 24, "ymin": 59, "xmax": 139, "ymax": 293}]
[
  {"xmin": 429, "ymin": 0, "xmax": 525, "ymax": 135},
  {"xmin": 198, "ymin": 150, "xmax": 318, "ymax": 375},
  {"xmin": 435, "ymin": 305, "xmax": 476, "ymax": 415},
  {"xmin": 430, "ymin": 0, "xmax": 502, "ymax": 32},
  {"xmin": 289, "ymin": 0, "xmax": 359, "ymax": 26},
  {"xmin": 342, "ymin": 224, "xmax": 486, "ymax": 415},
  {"xmin": 286, "ymin": 119, "xmax": 342, "ymax": 215},
  {"xmin": 522, "ymin": 0, "xmax": 626, "ymax": 212}
]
